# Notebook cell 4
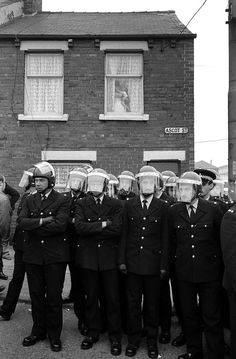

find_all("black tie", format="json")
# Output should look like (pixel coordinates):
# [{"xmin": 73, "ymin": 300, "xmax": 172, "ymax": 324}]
[
  {"xmin": 96, "ymin": 198, "xmax": 101, "ymax": 206},
  {"xmin": 143, "ymin": 199, "xmax": 148, "ymax": 212},
  {"xmin": 189, "ymin": 205, "xmax": 195, "ymax": 219},
  {"xmin": 41, "ymin": 194, "xmax": 46, "ymax": 202}
]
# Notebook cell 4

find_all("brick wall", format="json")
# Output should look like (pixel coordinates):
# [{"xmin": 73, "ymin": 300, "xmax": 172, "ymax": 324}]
[
  {"xmin": 0, "ymin": 37, "xmax": 194, "ymax": 191},
  {"xmin": 23, "ymin": 0, "xmax": 42, "ymax": 14}
]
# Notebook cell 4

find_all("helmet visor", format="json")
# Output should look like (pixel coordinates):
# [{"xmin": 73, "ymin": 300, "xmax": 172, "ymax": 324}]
[
  {"xmin": 139, "ymin": 176, "xmax": 158, "ymax": 196},
  {"xmin": 18, "ymin": 170, "xmax": 33, "ymax": 188},
  {"xmin": 119, "ymin": 178, "xmax": 133, "ymax": 192},
  {"xmin": 67, "ymin": 172, "xmax": 86, "ymax": 191},
  {"xmin": 87, "ymin": 175, "xmax": 105, "ymax": 193},
  {"xmin": 34, "ymin": 161, "xmax": 55, "ymax": 177},
  {"xmin": 177, "ymin": 183, "xmax": 196, "ymax": 203}
]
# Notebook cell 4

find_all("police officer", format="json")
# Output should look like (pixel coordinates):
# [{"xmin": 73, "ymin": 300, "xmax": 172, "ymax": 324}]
[
  {"xmin": 62, "ymin": 167, "xmax": 88, "ymax": 335},
  {"xmin": 18, "ymin": 161, "xmax": 70, "ymax": 352},
  {"xmin": 169, "ymin": 171, "xmax": 224, "ymax": 359},
  {"xmin": 75, "ymin": 168, "xmax": 123, "ymax": 356},
  {"xmin": 119, "ymin": 165, "xmax": 169, "ymax": 358},
  {"xmin": 117, "ymin": 170, "xmax": 136, "ymax": 201},
  {"xmin": 0, "ymin": 168, "xmax": 36, "ymax": 321},
  {"xmin": 108, "ymin": 174, "xmax": 119, "ymax": 199}
]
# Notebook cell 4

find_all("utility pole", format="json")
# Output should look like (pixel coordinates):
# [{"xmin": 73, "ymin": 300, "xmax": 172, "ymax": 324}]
[{"xmin": 228, "ymin": 0, "xmax": 236, "ymax": 199}]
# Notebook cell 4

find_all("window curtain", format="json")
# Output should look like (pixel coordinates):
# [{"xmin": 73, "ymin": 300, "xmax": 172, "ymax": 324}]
[
  {"xmin": 106, "ymin": 55, "xmax": 142, "ymax": 114},
  {"xmin": 25, "ymin": 54, "xmax": 63, "ymax": 115}
]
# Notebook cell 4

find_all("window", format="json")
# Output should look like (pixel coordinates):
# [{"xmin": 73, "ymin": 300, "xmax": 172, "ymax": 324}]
[
  {"xmin": 51, "ymin": 163, "xmax": 92, "ymax": 192},
  {"xmin": 99, "ymin": 53, "xmax": 148, "ymax": 121},
  {"xmin": 19, "ymin": 52, "xmax": 68, "ymax": 121}
]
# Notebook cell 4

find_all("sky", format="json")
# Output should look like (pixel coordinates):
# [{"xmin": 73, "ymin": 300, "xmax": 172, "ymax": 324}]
[{"xmin": 43, "ymin": 0, "xmax": 229, "ymax": 167}]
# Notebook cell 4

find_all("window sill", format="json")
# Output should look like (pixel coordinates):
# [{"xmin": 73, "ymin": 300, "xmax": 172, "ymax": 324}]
[
  {"xmin": 18, "ymin": 114, "xmax": 69, "ymax": 122},
  {"xmin": 99, "ymin": 114, "xmax": 149, "ymax": 121}
]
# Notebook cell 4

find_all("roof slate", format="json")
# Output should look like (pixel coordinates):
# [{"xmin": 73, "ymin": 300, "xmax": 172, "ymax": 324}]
[{"xmin": 0, "ymin": 11, "xmax": 195, "ymax": 38}]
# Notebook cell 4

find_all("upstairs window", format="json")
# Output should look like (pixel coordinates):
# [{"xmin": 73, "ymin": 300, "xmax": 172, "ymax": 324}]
[
  {"xmin": 100, "ymin": 53, "xmax": 148, "ymax": 121},
  {"xmin": 25, "ymin": 53, "xmax": 64, "ymax": 118}
]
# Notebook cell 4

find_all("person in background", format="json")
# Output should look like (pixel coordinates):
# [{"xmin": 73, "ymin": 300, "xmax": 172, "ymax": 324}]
[
  {"xmin": 0, "ymin": 168, "xmax": 36, "ymax": 321},
  {"xmin": 0, "ymin": 186, "xmax": 12, "ymax": 292},
  {"xmin": 62, "ymin": 167, "xmax": 88, "ymax": 337},
  {"xmin": 0, "ymin": 175, "xmax": 20, "ymax": 261},
  {"xmin": 117, "ymin": 170, "xmax": 136, "ymax": 201}
]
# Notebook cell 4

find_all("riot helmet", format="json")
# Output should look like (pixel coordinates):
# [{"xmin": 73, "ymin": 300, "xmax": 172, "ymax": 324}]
[
  {"xmin": 165, "ymin": 176, "xmax": 179, "ymax": 199},
  {"xmin": 18, "ymin": 167, "xmax": 35, "ymax": 190},
  {"xmin": 118, "ymin": 170, "xmax": 135, "ymax": 197},
  {"xmin": 136, "ymin": 165, "xmax": 159, "ymax": 197},
  {"xmin": 33, "ymin": 161, "xmax": 55, "ymax": 188},
  {"xmin": 87, "ymin": 168, "xmax": 109, "ymax": 197},
  {"xmin": 108, "ymin": 174, "xmax": 119, "ymax": 198},
  {"xmin": 177, "ymin": 171, "xmax": 202, "ymax": 204},
  {"xmin": 66, "ymin": 167, "xmax": 87, "ymax": 193}
]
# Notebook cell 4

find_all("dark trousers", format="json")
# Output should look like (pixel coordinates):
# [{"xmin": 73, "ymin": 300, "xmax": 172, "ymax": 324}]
[
  {"xmin": 159, "ymin": 278, "xmax": 172, "ymax": 332},
  {"xmin": 26, "ymin": 262, "xmax": 67, "ymax": 340},
  {"xmin": 1, "ymin": 249, "xmax": 25, "ymax": 315},
  {"xmin": 119, "ymin": 272, "xmax": 128, "ymax": 333},
  {"xmin": 72, "ymin": 265, "xmax": 86, "ymax": 325},
  {"xmin": 170, "ymin": 268, "xmax": 184, "ymax": 329},
  {"xmin": 82, "ymin": 268, "xmax": 121, "ymax": 341},
  {"xmin": 127, "ymin": 272, "xmax": 160, "ymax": 347},
  {"xmin": 178, "ymin": 280, "xmax": 224, "ymax": 359},
  {"xmin": 227, "ymin": 291, "xmax": 236, "ymax": 359}
]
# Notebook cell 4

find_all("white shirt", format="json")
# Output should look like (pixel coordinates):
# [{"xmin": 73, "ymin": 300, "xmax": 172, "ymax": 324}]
[
  {"xmin": 140, "ymin": 194, "xmax": 153, "ymax": 209},
  {"xmin": 186, "ymin": 199, "xmax": 199, "ymax": 217},
  {"xmin": 94, "ymin": 194, "xmax": 104, "ymax": 204}
]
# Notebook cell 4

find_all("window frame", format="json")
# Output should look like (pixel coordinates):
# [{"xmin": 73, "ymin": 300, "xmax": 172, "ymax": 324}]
[
  {"xmin": 18, "ymin": 48, "xmax": 68, "ymax": 122},
  {"xmin": 99, "ymin": 52, "xmax": 149, "ymax": 121}
]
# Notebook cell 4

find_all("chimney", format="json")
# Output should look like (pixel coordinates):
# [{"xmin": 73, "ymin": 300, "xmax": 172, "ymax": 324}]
[{"xmin": 23, "ymin": 0, "xmax": 42, "ymax": 15}]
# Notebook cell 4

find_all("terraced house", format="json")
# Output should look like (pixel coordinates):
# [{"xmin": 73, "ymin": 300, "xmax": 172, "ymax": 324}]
[{"xmin": 0, "ymin": 0, "xmax": 195, "ymax": 190}]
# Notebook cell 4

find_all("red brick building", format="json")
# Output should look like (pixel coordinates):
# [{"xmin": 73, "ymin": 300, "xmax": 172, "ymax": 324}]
[{"xmin": 0, "ymin": 0, "xmax": 195, "ymax": 190}]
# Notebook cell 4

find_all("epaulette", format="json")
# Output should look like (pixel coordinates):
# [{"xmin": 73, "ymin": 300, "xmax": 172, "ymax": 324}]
[{"xmin": 227, "ymin": 208, "xmax": 234, "ymax": 213}]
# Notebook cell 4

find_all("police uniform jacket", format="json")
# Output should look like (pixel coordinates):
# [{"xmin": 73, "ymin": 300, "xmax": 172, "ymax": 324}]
[
  {"xmin": 74, "ymin": 194, "xmax": 123, "ymax": 271},
  {"xmin": 12, "ymin": 192, "xmax": 31, "ymax": 252},
  {"xmin": 221, "ymin": 204, "xmax": 236, "ymax": 292},
  {"xmin": 62, "ymin": 191, "xmax": 85, "ymax": 242},
  {"xmin": 118, "ymin": 196, "xmax": 170, "ymax": 276},
  {"xmin": 169, "ymin": 198, "xmax": 223, "ymax": 283},
  {"xmin": 17, "ymin": 189, "xmax": 70, "ymax": 265}
]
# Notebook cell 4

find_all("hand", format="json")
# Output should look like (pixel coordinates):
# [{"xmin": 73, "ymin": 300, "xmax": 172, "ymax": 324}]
[
  {"xmin": 160, "ymin": 269, "xmax": 168, "ymax": 280},
  {"xmin": 42, "ymin": 216, "xmax": 54, "ymax": 224},
  {"xmin": 119, "ymin": 264, "xmax": 127, "ymax": 274},
  {"xmin": 106, "ymin": 219, "xmax": 112, "ymax": 227}
]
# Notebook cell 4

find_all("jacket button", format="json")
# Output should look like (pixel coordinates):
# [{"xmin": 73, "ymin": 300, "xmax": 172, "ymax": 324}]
[
  {"xmin": 77, "ymin": 244, "xmax": 80, "ymax": 247},
  {"xmin": 143, "ymin": 217, "xmax": 146, "ymax": 220},
  {"xmin": 41, "ymin": 240, "xmax": 44, "ymax": 244},
  {"xmin": 142, "ymin": 227, "xmax": 145, "ymax": 230},
  {"xmin": 98, "ymin": 244, "xmax": 101, "ymax": 248},
  {"xmin": 98, "ymin": 218, "xmax": 101, "ymax": 221},
  {"xmin": 192, "ymin": 254, "xmax": 195, "ymax": 258},
  {"xmin": 192, "ymin": 245, "xmax": 195, "ymax": 249},
  {"xmin": 140, "ymin": 246, "xmax": 143, "ymax": 249},
  {"xmin": 40, "ymin": 212, "xmax": 43, "ymax": 215},
  {"xmin": 141, "ymin": 236, "xmax": 144, "ymax": 240},
  {"xmin": 88, "ymin": 219, "xmax": 91, "ymax": 222},
  {"xmin": 155, "ymin": 219, "xmax": 157, "ymax": 222},
  {"xmin": 191, "ymin": 235, "xmax": 194, "ymax": 238},
  {"xmin": 191, "ymin": 225, "xmax": 194, "ymax": 228},
  {"xmin": 64, "ymin": 238, "xmax": 66, "ymax": 242}
]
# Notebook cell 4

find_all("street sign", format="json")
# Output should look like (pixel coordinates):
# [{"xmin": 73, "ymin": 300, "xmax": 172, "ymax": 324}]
[{"xmin": 164, "ymin": 127, "xmax": 189, "ymax": 134}]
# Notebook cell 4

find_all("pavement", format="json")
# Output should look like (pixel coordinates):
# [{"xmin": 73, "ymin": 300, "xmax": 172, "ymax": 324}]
[{"xmin": 0, "ymin": 248, "xmax": 231, "ymax": 359}]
